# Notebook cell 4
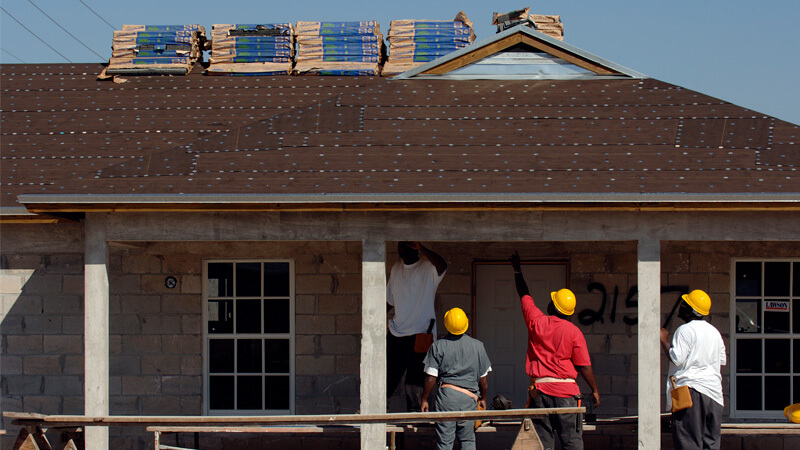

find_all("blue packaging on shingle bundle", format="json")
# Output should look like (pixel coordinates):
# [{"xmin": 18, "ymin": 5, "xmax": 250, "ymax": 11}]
[
  {"xmin": 214, "ymin": 50, "xmax": 293, "ymax": 58},
  {"xmin": 211, "ymin": 56, "xmax": 292, "ymax": 63},
  {"xmin": 127, "ymin": 57, "xmax": 190, "ymax": 65},
  {"xmin": 213, "ymin": 42, "xmax": 293, "ymax": 51}
]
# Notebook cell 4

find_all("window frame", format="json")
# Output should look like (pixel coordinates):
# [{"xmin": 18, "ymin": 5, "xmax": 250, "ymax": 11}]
[
  {"xmin": 730, "ymin": 258, "xmax": 799, "ymax": 419},
  {"xmin": 202, "ymin": 259, "xmax": 296, "ymax": 415}
]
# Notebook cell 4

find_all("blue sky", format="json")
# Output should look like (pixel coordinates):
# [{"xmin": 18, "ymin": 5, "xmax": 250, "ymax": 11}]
[{"xmin": 2, "ymin": 0, "xmax": 798, "ymax": 125}]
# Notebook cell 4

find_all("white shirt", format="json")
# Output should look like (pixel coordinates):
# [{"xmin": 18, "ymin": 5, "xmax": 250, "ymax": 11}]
[
  {"xmin": 386, "ymin": 259, "xmax": 445, "ymax": 337},
  {"xmin": 666, "ymin": 319, "xmax": 727, "ymax": 409}
]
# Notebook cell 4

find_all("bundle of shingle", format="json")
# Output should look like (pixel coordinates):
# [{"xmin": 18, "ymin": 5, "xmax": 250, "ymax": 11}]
[
  {"xmin": 293, "ymin": 21, "xmax": 384, "ymax": 76},
  {"xmin": 107, "ymin": 24, "xmax": 206, "ymax": 75},
  {"xmin": 382, "ymin": 11, "xmax": 475, "ymax": 77},
  {"xmin": 492, "ymin": 8, "xmax": 563, "ymax": 41},
  {"xmin": 207, "ymin": 23, "xmax": 294, "ymax": 75}
]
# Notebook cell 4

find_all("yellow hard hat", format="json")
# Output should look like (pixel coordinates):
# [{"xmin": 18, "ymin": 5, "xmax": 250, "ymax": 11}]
[
  {"xmin": 550, "ymin": 289, "xmax": 576, "ymax": 316},
  {"xmin": 682, "ymin": 289, "xmax": 711, "ymax": 316},
  {"xmin": 785, "ymin": 403, "xmax": 800, "ymax": 423},
  {"xmin": 444, "ymin": 307, "xmax": 469, "ymax": 335}
]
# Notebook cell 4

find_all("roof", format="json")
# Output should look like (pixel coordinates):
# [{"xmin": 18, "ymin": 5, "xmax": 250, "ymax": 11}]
[{"xmin": 1, "ymin": 60, "xmax": 798, "ymax": 218}]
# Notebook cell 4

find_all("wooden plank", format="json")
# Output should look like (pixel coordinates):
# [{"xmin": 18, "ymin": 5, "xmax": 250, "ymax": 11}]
[
  {"xmin": 511, "ymin": 418, "xmax": 544, "ymax": 450},
  {"xmin": 5, "ymin": 409, "xmax": 584, "ymax": 427}
]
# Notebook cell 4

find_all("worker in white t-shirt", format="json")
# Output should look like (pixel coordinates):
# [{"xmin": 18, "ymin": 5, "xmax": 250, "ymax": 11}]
[
  {"xmin": 387, "ymin": 241, "xmax": 447, "ymax": 411},
  {"xmin": 660, "ymin": 290, "xmax": 727, "ymax": 450}
]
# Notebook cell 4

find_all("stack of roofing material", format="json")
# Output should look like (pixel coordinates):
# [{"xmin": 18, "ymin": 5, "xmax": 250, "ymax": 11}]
[
  {"xmin": 293, "ymin": 21, "xmax": 384, "ymax": 76},
  {"xmin": 492, "ymin": 8, "xmax": 563, "ymax": 40},
  {"xmin": 207, "ymin": 23, "xmax": 294, "ymax": 75},
  {"xmin": 530, "ymin": 15, "xmax": 564, "ymax": 41},
  {"xmin": 382, "ymin": 11, "xmax": 475, "ymax": 77},
  {"xmin": 107, "ymin": 24, "xmax": 206, "ymax": 75}
]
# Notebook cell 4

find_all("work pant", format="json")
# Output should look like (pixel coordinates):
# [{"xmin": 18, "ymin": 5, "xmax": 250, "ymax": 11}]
[
  {"xmin": 386, "ymin": 333, "xmax": 426, "ymax": 411},
  {"xmin": 530, "ymin": 392, "xmax": 583, "ymax": 450},
  {"xmin": 433, "ymin": 384, "xmax": 478, "ymax": 450},
  {"xmin": 671, "ymin": 388, "xmax": 722, "ymax": 450}
]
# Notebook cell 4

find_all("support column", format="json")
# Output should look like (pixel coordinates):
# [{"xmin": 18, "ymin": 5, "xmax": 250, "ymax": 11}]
[
  {"xmin": 360, "ymin": 238, "xmax": 387, "ymax": 449},
  {"xmin": 637, "ymin": 238, "xmax": 661, "ymax": 449},
  {"xmin": 84, "ymin": 214, "xmax": 109, "ymax": 449}
]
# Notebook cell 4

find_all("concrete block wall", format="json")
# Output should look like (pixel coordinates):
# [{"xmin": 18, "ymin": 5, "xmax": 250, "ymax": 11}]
[{"xmin": 0, "ymin": 223, "xmax": 86, "ymax": 449}]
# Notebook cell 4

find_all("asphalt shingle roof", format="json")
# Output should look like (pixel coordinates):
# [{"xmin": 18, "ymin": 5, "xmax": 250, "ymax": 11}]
[{"xmin": 1, "ymin": 63, "xmax": 798, "ymax": 211}]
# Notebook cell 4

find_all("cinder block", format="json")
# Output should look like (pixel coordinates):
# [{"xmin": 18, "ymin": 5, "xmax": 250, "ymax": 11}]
[
  {"xmin": 180, "ymin": 274, "xmax": 202, "ymax": 294},
  {"xmin": 162, "ymin": 375, "xmax": 202, "ymax": 395},
  {"xmin": 62, "ymin": 275, "xmax": 84, "ymax": 294},
  {"xmin": 1, "ymin": 355, "xmax": 22, "ymax": 374},
  {"xmin": 319, "ymin": 253, "xmax": 361, "ymax": 274},
  {"xmin": 43, "ymin": 335, "xmax": 82, "ymax": 354},
  {"xmin": 119, "ymin": 294, "xmax": 161, "ymax": 314},
  {"xmin": 690, "ymin": 252, "xmax": 729, "ymax": 273},
  {"xmin": 62, "ymin": 355, "xmax": 84, "ymax": 374},
  {"xmin": 295, "ymin": 295, "xmax": 316, "ymax": 314},
  {"xmin": 296, "ymin": 355, "xmax": 335, "ymax": 375},
  {"xmin": 0, "ymin": 273, "xmax": 25, "ymax": 294},
  {"xmin": 43, "ymin": 375, "xmax": 82, "ymax": 395},
  {"xmin": 334, "ymin": 273, "xmax": 362, "ymax": 294},
  {"xmin": 296, "ymin": 274, "xmax": 334, "ymax": 294},
  {"xmin": 24, "ymin": 354, "xmax": 65, "ymax": 374},
  {"xmin": 161, "ymin": 335, "xmax": 202, "ymax": 354},
  {"xmin": 181, "ymin": 355, "xmax": 202, "ymax": 376},
  {"xmin": 662, "ymin": 252, "xmax": 690, "ymax": 273},
  {"xmin": 335, "ymin": 315, "xmax": 361, "ymax": 334},
  {"xmin": 40, "ymin": 255, "xmax": 83, "ymax": 274},
  {"xmin": 111, "ymin": 355, "xmax": 142, "ymax": 376},
  {"xmin": 141, "ymin": 274, "xmax": 174, "ymax": 294},
  {"xmin": 181, "ymin": 315, "xmax": 202, "ymax": 334},
  {"xmin": 6, "ymin": 335, "xmax": 43, "ymax": 354},
  {"xmin": 437, "ymin": 274, "xmax": 471, "ymax": 294},
  {"xmin": 4, "ymin": 375, "xmax": 43, "ymax": 394},
  {"xmin": 667, "ymin": 273, "xmax": 709, "ymax": 292},
  {"xmin": 318, "ymin": 295, "xmax": 360, "ymax": 315},
  {"xmin": 296, "ymin": 315, "xmax": 336, "ymax": 334},
  {"xmin": 162, "ymin": 254, "xmax": 201, "ymax": 274},
  {"xmin": 320, "ymin": 335, "xmax": 359, "ymax": 355},
  {"xmin": 121, "ymin": 335, "xmax": 162, "ymax": 354},
  {"xmin": 142, "ymin": 396, "xmax": 183, "ymax": 415},
  {"xmin": 139, "ymin": 315, "xmax": 182, "ymax": 334},
  {"xmin": 110, "ymin": 314, "xmax": 143, "ymax": 334},
  {"xmin": 21, "ymin": 274, "xmax": 62, "ymax": 294},
  {"xmin": 141, "ymin": 355, "xmax": 181, "ymax": 375},
  {"xmin": 294, "ymin": 254, "xmax": 318, "ymax": 274},
  {"xmin": 110, "ymin": 396, "xmax": 140, "ymax": 415},
  {"xmin": 21, "ymin": 395, "xmax": 61, "ymax": 414},
  {"xmin": 110, "ymin": 275, "xmax": 142, "ymax": 294},
  {"xmin": 571, "ymin": 253, "xmax": 608, "ymax": 274},
  {"xmin": 121, "ymin": 253, "xmax": 163, "ymax": 274},
  {"xmin": 42, "ymin": 295, "xmax": 82, "ymax": 315},
  {"xmin": 335, "ymin": 355, "xmax": 359, "ymax": 375},
  {"xmin": 121, "ymin": 375, "xmax": 161, "ymax": 395},
  {"xmin": 181, "ymin": 396, "xmax": 202, "ymax": 414},
  {"xmin": 161, "ymin": 294, "xmax": 201, "ymax": 314},
  {"xmin": 22, "ymin": 314, "xmax": 63, "ymax": 334},
  {"xmin": 295, "ymin": 335, "xmax": 317, "ymax": 355},
  {"xmin": 608, "ymin": 334, "xmax": 637, "ymax": 355}
]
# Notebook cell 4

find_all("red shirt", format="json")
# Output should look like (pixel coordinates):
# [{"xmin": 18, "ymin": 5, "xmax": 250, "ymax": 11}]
[{"xmin": 521, "ymin": 294, "xmax": 591, "ymax": 397}]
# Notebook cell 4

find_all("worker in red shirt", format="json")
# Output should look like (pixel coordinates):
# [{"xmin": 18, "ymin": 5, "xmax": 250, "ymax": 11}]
[{"xmin": 510, "ymin": 251, "xmax": 600, "ymax": 450}]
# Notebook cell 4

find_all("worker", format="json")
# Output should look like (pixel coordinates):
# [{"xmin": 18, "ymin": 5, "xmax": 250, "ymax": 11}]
[
  {"xmin": 510, "ymin": 251, "xmax": 600, "ymax": 450},
  {"xmin": 660, "ymin": 289, "xmax": 726, "ymax": 450},
  {"xmin": 386, "ymin": 241, "xmax": 447, "ymax": 411},
  {"xmin": 421, "ymin": 307, "xmax": 491, "ymax": 450}
]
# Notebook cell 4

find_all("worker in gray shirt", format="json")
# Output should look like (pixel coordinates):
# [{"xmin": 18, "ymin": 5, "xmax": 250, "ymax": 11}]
[{"xmin": 421, "ymin": 307, "xmax": 492, "ymax": 450}]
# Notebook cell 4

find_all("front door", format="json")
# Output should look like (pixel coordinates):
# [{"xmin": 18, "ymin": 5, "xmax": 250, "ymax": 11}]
[{"xmin": 475, "ymin": 262, "xmax": 568, "ymax": 409}]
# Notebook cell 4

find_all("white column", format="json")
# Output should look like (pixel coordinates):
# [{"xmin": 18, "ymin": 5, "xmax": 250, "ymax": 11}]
[
  {"xmin": 84, "ymin": 213, "xmax": 109, "ymax": 448},
  {"xmin": 360, "ymin": 239, "xmax": 387, "ymax": 449},
  {"xmin": 638, "ymin": 238, "xmax": 661, "ymax": 449}
]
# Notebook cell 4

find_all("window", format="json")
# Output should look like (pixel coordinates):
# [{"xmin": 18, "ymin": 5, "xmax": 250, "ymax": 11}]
[
  {"xmin": 204, "ymin": 260, "xmax": 294, "ymax": 414},
  {"xmin": 731, "ymin": 259, "xmax": 800, "ymax": 418}
]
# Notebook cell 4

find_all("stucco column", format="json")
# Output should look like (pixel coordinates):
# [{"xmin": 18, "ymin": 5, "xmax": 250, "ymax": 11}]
[
  {"xmin": 360, "ymin": 238, "xmax": 387, "ymax": 449},
  {"xmin": 84, "ymin": 213, "xmax": 109, "ymax": 448},
  {"xmin": 637, "ymin": 238, "xmax": 661, "ymax": 449}
]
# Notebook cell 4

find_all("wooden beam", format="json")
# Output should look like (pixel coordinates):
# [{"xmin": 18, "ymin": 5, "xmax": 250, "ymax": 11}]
[
  {"xmin": 517, "ymin": 35, "xmax": 616, "ymax": 75},
  {"xmin": 5, "ymin": 409, "xmax": 584, "ymax": 427}
]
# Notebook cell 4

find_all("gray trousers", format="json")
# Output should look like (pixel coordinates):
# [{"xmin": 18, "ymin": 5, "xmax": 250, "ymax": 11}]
[
  {"xmin": 671, "ymin": 388, "xmax": 722, "ymax": 450},
  {"xmin": 530, "ymin": 392, "xmax": 583, "ymax": 450},
  {"xmin": 433, "ymin": 385, "xmax": 478, "ymax": 450}
]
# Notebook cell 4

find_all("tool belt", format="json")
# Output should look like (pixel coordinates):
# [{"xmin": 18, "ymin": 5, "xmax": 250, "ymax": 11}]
[
  {"xmin": 526, "ymin": 376, "xmax": 576, "ymax": 407},
  {"xmin": 441, "ymin": 383, "xmax": 479, "ymax": 402}
]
